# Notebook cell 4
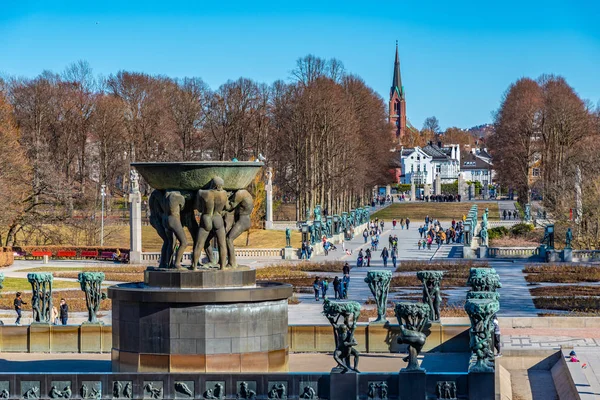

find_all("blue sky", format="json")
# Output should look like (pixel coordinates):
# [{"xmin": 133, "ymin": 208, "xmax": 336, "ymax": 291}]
[{"xmin": 1, "ymin": 1, "xmax": 599, "ymax": 129}]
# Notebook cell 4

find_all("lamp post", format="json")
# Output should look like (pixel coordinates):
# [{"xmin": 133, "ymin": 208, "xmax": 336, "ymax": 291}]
[{"xmin": 100, "ymin": 184, "xmax": 106, "ymax": 246}]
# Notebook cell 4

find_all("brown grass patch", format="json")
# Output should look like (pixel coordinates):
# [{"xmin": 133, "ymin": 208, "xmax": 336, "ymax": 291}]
[
  {"xmin": 0, "ymin": 289, "xmax": 111, "ymax": 312},
  {"xmin": 393, "ymin": 261, "xmax": 484, "ymax": 288},
  {"xmin": 532, "ymin": 297, "xmax": 600, "ymax": 313},
  {"xmin": 53, "ymin": 271, "xmax": 143, "ymax": 282},
  {"xmin": 523, "ymin": 265, "xmax": 600, "ymax": 284},
  {"xmin": 265, "ymin": 261, "xmax": 343, "ymax": 273},
  {"xmin": 530, "ymin": 285, "xmax": 600, "ymax": 297}
]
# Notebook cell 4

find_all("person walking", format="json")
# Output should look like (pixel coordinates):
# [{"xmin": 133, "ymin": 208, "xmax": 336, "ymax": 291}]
[
  {"xmin": 14, "ymin": 292, "xmax": 26, "ymax": 326},
  {"xmin": 363, "ymin": 229, "xmax": 369, "ymax": 243},
  {"xmin": 313, "ymin": 277, "xmax": 321, "ymax": 301},
  {"xmin": 406, "ymin": 217, "xmax": 410, "ymax": 229},
  {"xmin": 391, "ymin": 251, "xmax": 397, "ymax": 270},
  {"xmin": 493, "ymin": 315, "xmax": 502, "ymax": 357},
  {"xmin": 307, "ymin": 245, "xmax": 313, "ymax": 260},
  {"xmin": 380, "ymin": 220, "xmax": 384, "ymax": 231},
  {"xmin": 503, "ymin": 210, "xmax": 507, "ymax": 220},
  {"xmin": 59, "ymin": 298, "xmax": 69, "ymax": 325},
  {"xmin": 381, "ymin": 247, "xmax": 389, "ymax": 268},
  {"xmin": 400, "ymin": 218, "xmax": 405, "ymax": 230},
  {"xmin": 343, "ymin": 262, "xmax": 350, "ymax": 276},
  {"xmin": 365, "ymin": 248, "xmax": 372, "ymax": 267},
  {"xmin": 392, "ymin": 219, "xmax": 397, "ymax": 230},
  {"xmin": 301, "ymin": 241, "xmax": 308, "ymax": 260},
  {"xmin": 333, "ymin": 277, "xmax": 341, "ymax": 299},
  {"xmin": 321, "ymin": 278, "xmax": 329, "ymax": 300},
  {"xmin": 342, "ymin": 275, "xmax": 350, "ymax": 299}
]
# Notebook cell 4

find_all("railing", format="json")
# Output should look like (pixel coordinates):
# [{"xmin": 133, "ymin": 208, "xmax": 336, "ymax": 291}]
[
  {"xmin": 236, "ymin": 248, "xmax": 283, "ymax": 258},
  {"xmin": 141, "ymin": 248, "xmax": 284, "ymax": 262},
  {"xmin": 573, "ymin": 250, "xmax": 600, "ymax": 262},
  {"xmin": 488, "ymin": 220, "xmax": 522, "ymax": 227},
  {"xmin": 487, "ymin": 247, "xmax": 539, "ymax": 258}
]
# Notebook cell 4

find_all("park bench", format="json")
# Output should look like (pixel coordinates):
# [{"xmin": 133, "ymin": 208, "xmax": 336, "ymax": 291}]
[
  {"xmin": 56, "ymin": 250, "xmax": 77, "ymax": 258},
  {"xmin": 99, "ymin": 251, "xmax": 115, "ymax": 260},
  {"xmin": 80, "ymin": 250, "xmax": 98, "ymax": 258},
  {"xmin": 30, "ymin": 251, "xmax": 52, "ymax": 259}
]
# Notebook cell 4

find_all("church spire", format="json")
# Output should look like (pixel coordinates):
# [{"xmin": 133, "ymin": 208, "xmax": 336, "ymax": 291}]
[{"xmin": 391, "ymin": 41, "xmax": 404, "ymax": 99}]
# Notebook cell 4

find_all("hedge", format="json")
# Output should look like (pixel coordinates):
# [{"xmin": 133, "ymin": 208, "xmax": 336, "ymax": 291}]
[
  {"xmin": 0, "ymin": 248, "xmax": 14, "ymax": 267},
  {"xmin": 12, "ymin": 246, "xmax": 129, "ymax": 257}
]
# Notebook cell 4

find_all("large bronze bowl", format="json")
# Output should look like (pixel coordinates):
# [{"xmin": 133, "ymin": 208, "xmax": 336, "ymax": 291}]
[{"xmin": 131, "ymin": 161, "xmax": 263, "ymax": 190}]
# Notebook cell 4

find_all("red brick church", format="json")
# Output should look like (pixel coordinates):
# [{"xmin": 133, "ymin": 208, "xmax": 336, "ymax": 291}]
[{"xmin": 389, "ymin": 42, "xmax": 407, "ymax": 145}]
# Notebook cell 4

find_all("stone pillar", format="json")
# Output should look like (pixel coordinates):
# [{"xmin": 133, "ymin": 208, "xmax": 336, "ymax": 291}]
[
  {"xmin": 424, "ymin": 184, "xmax": 431, "ymax": 198},
  {"xmin": 435, "ymin": 173, "xmax": 442, "ymax": 195},
  {"xmin": 410, "ymin": 182, "xmax": 416, "ymax": 201},
  {"xmin": 482, "ymin": 180, "xmax": 488, "ymax": 200},
  {"xmin": 129, "ymin": 171, "xmax": 142, "ymax": 264},
  {"xmin": 265, "ymin": 168, "xmax": 274, "ymax": 229},
  {"xmin": 469, "ymin": 183, "xmax": 475, "ymax": 200},
  {"xmin": 458, "ymin": 173, "xmax": 465, "ymax": 199},
  {"xmin": 386, "ymin": 184, "xmax": 391, "ymax": 197}
]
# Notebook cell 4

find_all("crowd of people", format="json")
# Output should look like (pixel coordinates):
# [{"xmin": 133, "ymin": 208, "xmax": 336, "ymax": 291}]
[
  {"xmin": 417, "ymin": 215, "xmax": 465, "ymax": 250},
  {"xmin": 502, "ymin": 209, "xmax": 519, "ymax": 220},
  {"xmin": 422, "ymin": 194, "xmax": 462, "ymax": 202},
  {"xmin": 312, "ymin": 262, "xmax": 352, "ymax": 300}
]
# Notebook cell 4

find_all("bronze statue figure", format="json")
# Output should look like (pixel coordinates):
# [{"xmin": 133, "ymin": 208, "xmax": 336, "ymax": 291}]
[{"xmin": 224, "ymin": 189, "xmax": 254, "ymax": 268}]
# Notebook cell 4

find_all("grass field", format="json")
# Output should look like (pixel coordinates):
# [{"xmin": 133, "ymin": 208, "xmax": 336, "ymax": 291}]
[
  {"xmin": 371, "ymin": 202, "xmax": 500, "ymax": 222},
  {"xmin": 2, "ymin": 277, "xmax": 81, "ymax": 292}
]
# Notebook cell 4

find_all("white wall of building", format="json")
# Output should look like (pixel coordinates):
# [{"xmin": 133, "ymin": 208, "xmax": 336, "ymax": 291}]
[{"xmin": 400, "ymin": 148, "xmax": 433, "ymax": 185}]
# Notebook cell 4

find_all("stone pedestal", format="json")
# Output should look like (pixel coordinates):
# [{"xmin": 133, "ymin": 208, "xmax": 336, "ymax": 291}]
[
  {"xmin": 458, "ymin": 172, "xmax": 466, "ymax": 199},
  {"xmin": 424, "ymin": 184, "xmax": 431, "ymax": 198},
  {"xmin": 329, "ymin": 372, "xmax": 358, "ymax": 400},
  {"xmin": 539, "ymin": 245, "xmax": 547, "ymax": 260},
  {"xmin": 463, "ymin": 246, "xmax": 476, "ymax": 259},
  {"xmin": 478, "ymin": 245, "xmax": 489, "ymax": 259},
  {"xmin": 265, "ymin": 170, "xmax": 273, "ymax": 229},
  {"xmin": 546, "ymin": 249, "xmax": 558, "ymax": 263},
  {"xmin": 386, "ymin": 184, "xmax": 392, "ymax": 197},
  {"xmin": 399, "ymin": 369, "xmax": 426, "ymax": 400},
  {"xmin": 283, "ymin": 247, "xmax": 296, "ymax": 260},
  {"xmin": 435, "ymin": 174, "xmax": 442, "ymax": 195},
  {"xmin": 109, "ymin": 268, "xmax": 292, "ymax": 373},
  {"xmin": 128, "ymin": 191, "xmax": 142, "ymax": 264},
  {"xmin": 562, "ymin": 248, "xmax": 573, "ymax": 262},
  {"xmin": 468, "ymin": 370, "xmax": 495, "ymax": 400},
  {"xmin": 410, "ymin": 183, "xmax": 416, "ymax": 201}
]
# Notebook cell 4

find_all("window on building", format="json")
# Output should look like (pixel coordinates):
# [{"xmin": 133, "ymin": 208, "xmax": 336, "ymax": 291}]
[{"xmin": 532, "ymin": 168, "xmax": 540, "ymax": 177}]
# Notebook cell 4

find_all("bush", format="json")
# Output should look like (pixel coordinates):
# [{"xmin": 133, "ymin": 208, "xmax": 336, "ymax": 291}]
[
  {"xmin": 510, "ymin": 223, "xmax": 534, "ymax": 236},
  {"xmin": 396, "ymin": 184, "xmax": 412, "ymax": 193},
  {"xmin": 488, "ymin": 226, "xmax": 509, "ymax": 240}
]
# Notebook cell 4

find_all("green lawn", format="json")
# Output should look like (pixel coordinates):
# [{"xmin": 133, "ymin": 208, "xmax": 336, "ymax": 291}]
[
  {"xmin": 371, "ymin": 202, "xmax": 500, "ymax": 222},
  {"xmin": 2, "ymin": 277, "xmax": 81, "ymax": 292}
]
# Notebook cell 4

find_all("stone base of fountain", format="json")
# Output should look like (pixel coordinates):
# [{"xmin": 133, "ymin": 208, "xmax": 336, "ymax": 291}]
[
  {"xmin": 108, "ymin": 268, "xmax": 292, "ymax": 373},
  {"xmin": 144, "ymin": 267, "xmax": 256, "ymax": 289}
]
